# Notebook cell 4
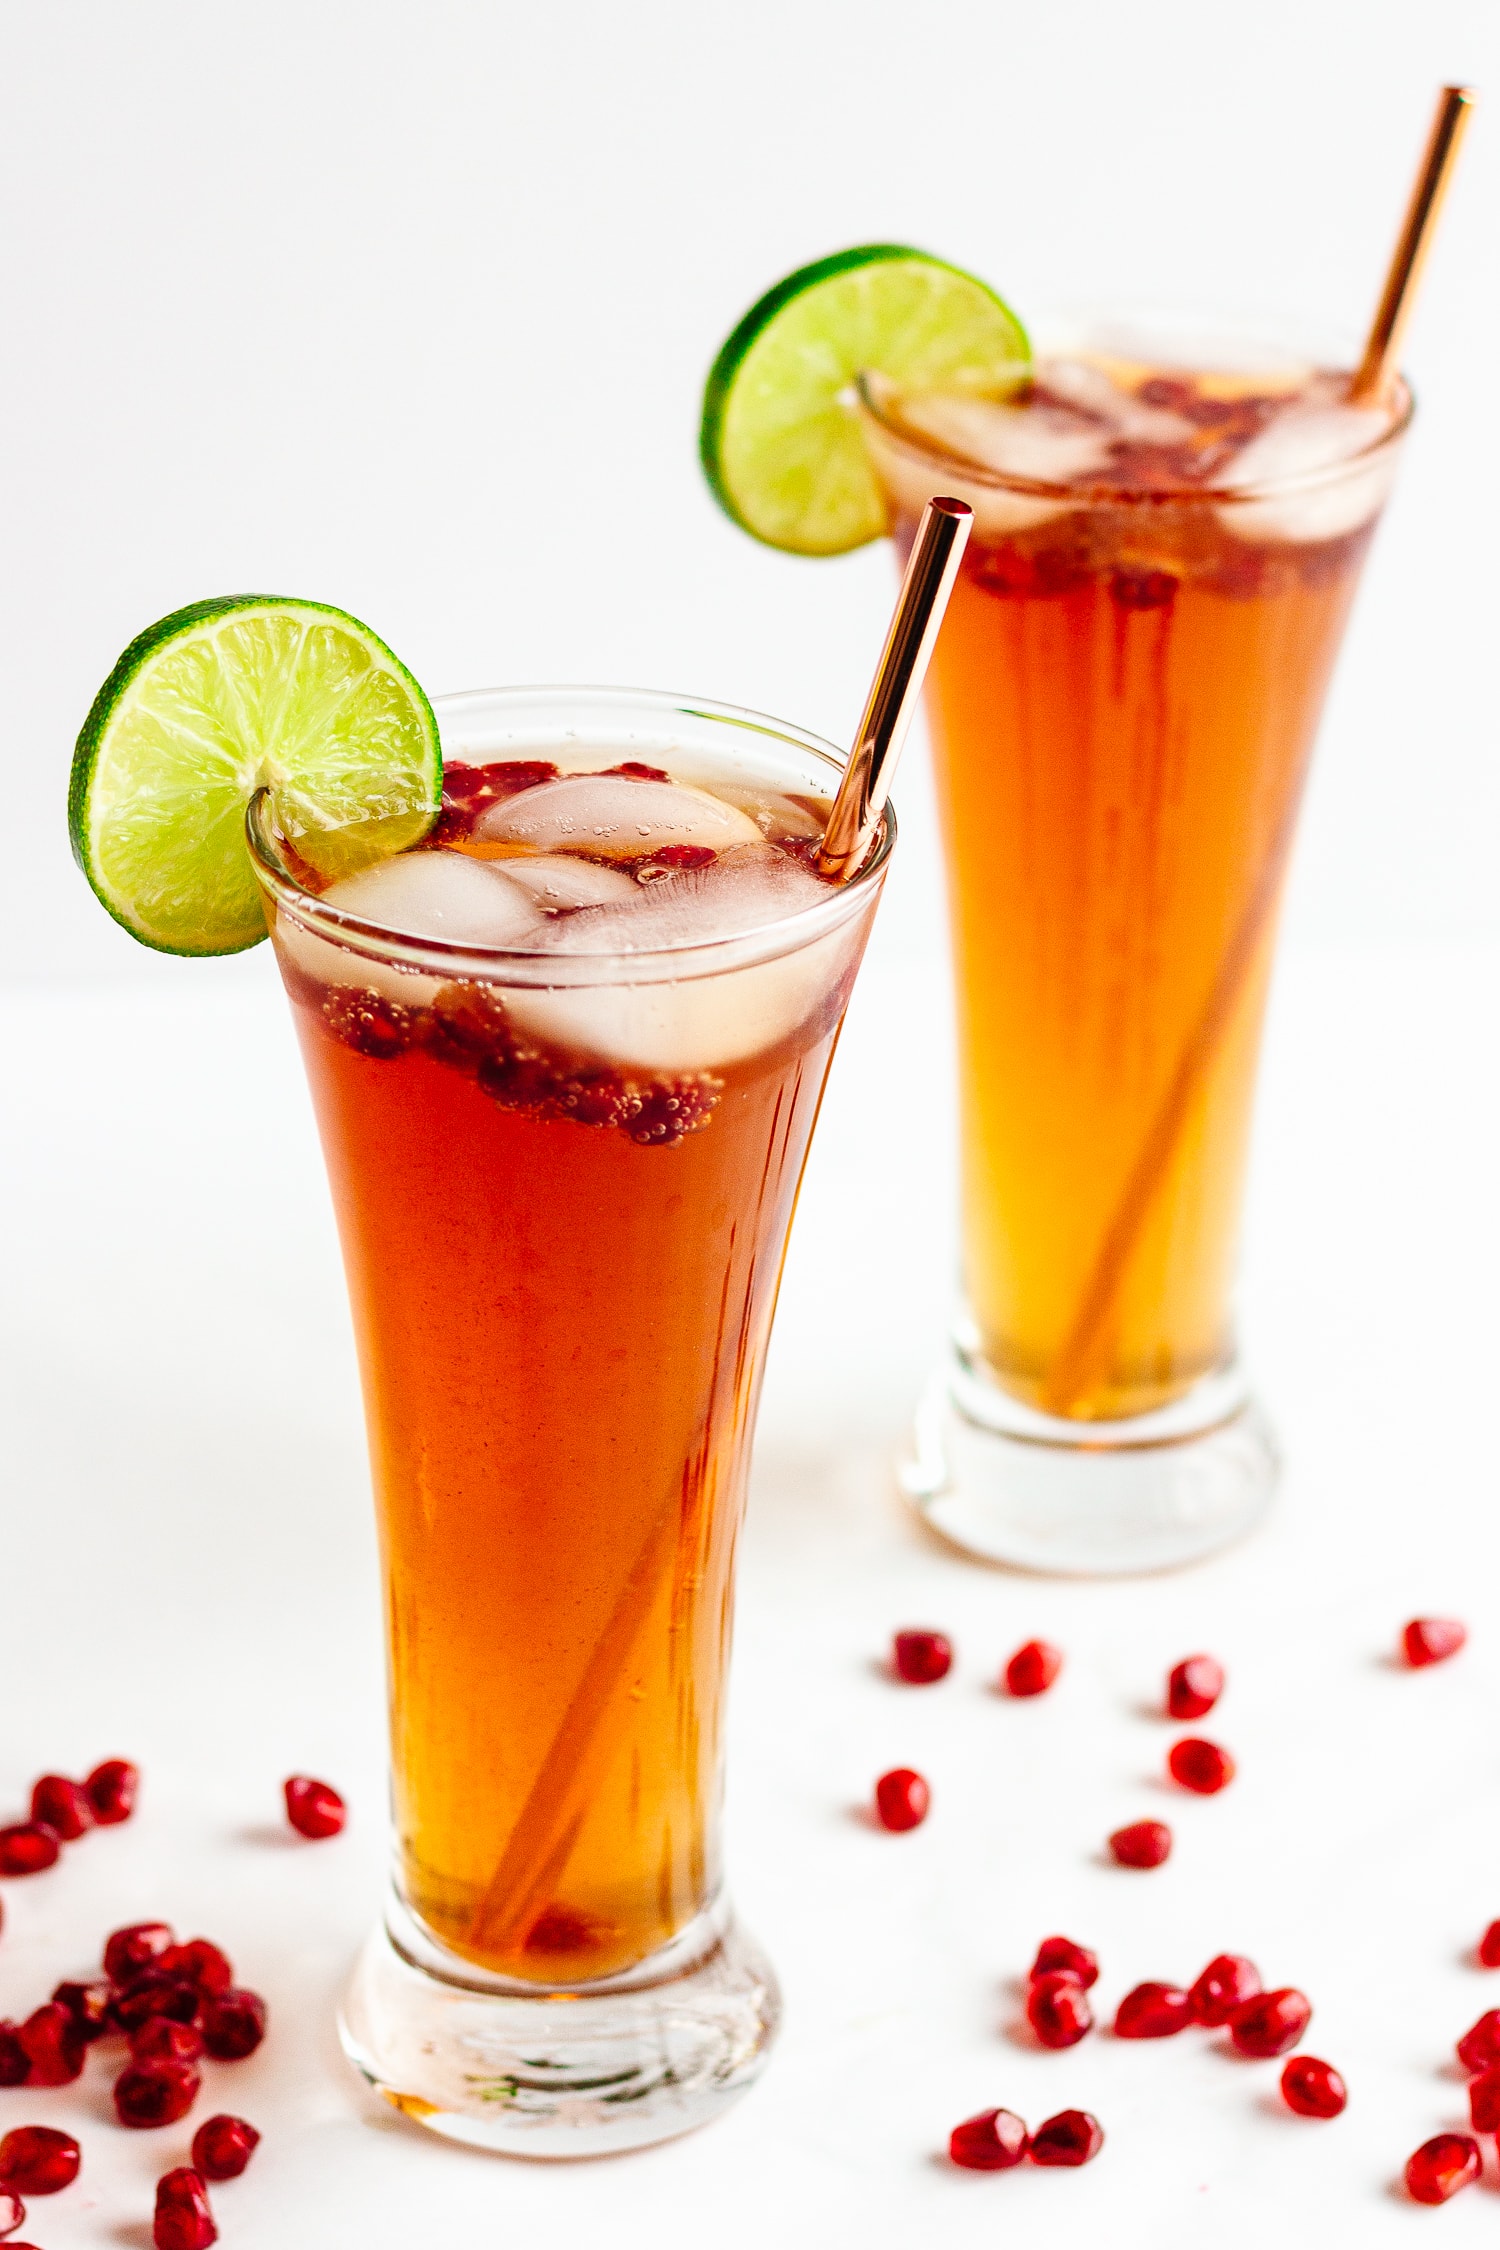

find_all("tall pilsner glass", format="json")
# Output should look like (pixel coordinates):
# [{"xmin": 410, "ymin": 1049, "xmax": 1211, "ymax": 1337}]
[
  {"xmin": 862, "ymin": 319, "xmax": 1410, "ymax": 1572},
  {"xmin": 248, "ymin": 688, "xmax": 889, "ymax": 2154}
]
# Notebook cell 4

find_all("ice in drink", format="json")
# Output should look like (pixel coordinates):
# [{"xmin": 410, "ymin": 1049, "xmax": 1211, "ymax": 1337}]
[
  {"xmin": 862, "ymin": 342, "xmax": 1408, "ymax": 1421},
  {"xmin": 257, "ymin": 743, "xmax": 881, "ymax": 1981}
]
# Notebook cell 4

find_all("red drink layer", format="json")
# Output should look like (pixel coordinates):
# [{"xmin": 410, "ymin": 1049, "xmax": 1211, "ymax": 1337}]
[
  {"xmin": 863, "ymin": 345, "xmax": 1408, "ymax": 1421},
  {"xmin": 260, "ymin": 757, "xmax": 876, "ymax": 1980}
]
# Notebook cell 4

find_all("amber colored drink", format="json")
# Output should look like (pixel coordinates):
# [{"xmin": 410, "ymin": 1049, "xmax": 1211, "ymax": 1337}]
[
  {"xmin": 255, "ymin": 713, "xmax": 882, "ymax": 1987},
  {"xmin": 865, "ymin": 343, "xmax": 1408, "ymax": 1423}
]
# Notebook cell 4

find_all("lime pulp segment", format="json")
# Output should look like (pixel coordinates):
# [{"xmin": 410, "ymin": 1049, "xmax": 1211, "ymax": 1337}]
[
  {"xmin": 700, "ymin": 244, "xmax": 1030, "ymax": 556},
  {"xmin": 69, "ymin": 596, "xmax": 442, "ymax": 956}
]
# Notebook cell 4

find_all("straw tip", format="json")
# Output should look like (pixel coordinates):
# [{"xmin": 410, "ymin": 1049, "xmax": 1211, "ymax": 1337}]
[{"xmin": 929, "ymin": 495, "xmax": 974, "ymax": 519}]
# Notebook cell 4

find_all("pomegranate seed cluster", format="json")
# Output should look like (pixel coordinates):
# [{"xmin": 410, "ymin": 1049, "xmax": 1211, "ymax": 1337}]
[
  {"xmin": 948, "ymin": 2104, "xmax": 1103, "ymax": 2171},
  {"xmin": 0, "ymin": 1758, "xmax": 138, "ymax": 1881}
]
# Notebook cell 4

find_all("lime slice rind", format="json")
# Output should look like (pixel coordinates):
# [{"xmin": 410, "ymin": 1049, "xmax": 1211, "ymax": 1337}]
[
  {"xmin": 701, "ymin": 244, "xmax": 1030, "ymax": 557},
  {"xmin": 70, "ymin": 596, "xmax": 441, "ymax": 956}
]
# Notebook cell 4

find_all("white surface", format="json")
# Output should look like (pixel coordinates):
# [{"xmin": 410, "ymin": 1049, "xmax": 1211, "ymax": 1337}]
[{"xmin": 3, "ymin": 931, "xmax": 1500, "ymax": 2246}]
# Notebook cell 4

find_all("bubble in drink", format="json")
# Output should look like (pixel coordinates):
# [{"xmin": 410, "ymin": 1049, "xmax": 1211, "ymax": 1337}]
[{"xmin": 474, "ymin": 774, "xmax": 764, "ymax": 860}]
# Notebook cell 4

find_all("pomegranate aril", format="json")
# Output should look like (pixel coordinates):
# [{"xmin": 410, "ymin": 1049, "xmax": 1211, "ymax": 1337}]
[
  {"xmin": 1005, "ymin": 1640, "xmax": 1062, "ymax": 1697},
  {"xmin": 51, "ymin": 1980, "xmax": 113, "ymax": 2043},
  {"xmin": 1029, "ymin": 1936, "xmax": 1098, "ymax": 1990},
  {"xmin": 1109, "ymin": 1819, "xmax": 1172, "ymax": 1869},
  {"xmin": 1029, "ymin": 2109, "xmax": 1103, "ymax": 2167},
  {"xmin": 1189, "ymin": 1954, "xmax": 1262, "ymax": 2026},
  {"xmin": 0, "ymin": 2032, "xmax": 25, "ymax": 2090},
  {"xmin": 200, "ymin": 1988, "xmax": 267, "ymax": 2062},
  {"xmin": 1026, "ymin": 1973, "xmax": 1093, "ymax": 2049},
  {"xmin": 115, "ymin": 2058, "xmax": 202, "ymax": 2129},
  {"xmin": 0, "ymin": 1825, "xmax": 59, "ymax": 1878},
  {"xmin": 603, "ymin": 761, "xmax": 671, "ymax": 783},
  {"xmin": 1229, "ymin": 1988, "xmax": 1312, "ymax": 2059},
  {"xmin": 1167, "ymin": 1654, "xmax": 1225, "ymax": 1721},
  {"xmin": 1280, "ymin": 2056, "xmax": 1347, "ymax": 2118},
  {"xmin": 0, "ymin": 2190, "xmax": 22, "ymax": 2240},
  {"xmin": 105, "ymin": 1921, "xmax": 176, "ymax": 1985},
  {"xmin": 1457, "ymin": 2009, "xmax": 1500, "ymax": 2074},
  {"xmin": 1168, "ymin": 1737, "xmax": 1235, "ymax": 1794},
  {"xmin": 948, "ymin": 2107, "xmax": 1028, "ymax": 2170},
  {"xmin": 892, "ymin": 1630, "xmax": 953, "ymax": 1686},
  {"xmin": 1469, "ymin": 2064, "xmax": 1500, "ymax": 2133},
  {"xmin": 284, "ymin": 1775, "xmax": 347, "ymax": 1840},
  {"xmin": 132, "ymin": 2016, "xmax": 206, "ymax": 2065},
  {"xmin": 0, "ymin": 2125, "xmax": 82, "ymax": 2194},
  {"xmin": 29, "ymin": 1776, "xmax": 93, "ymax": 1842},
  {"xmin": 637, "ymin": 844, "xmax": 717, "ymax": 877},
  {"xmin": 154, "ymin": 2167, "xmax": 218, "ymax": 2250},
  {"xmin": 113, "ymin": 1974, "xmax": 201, "ymax": 2035},
  {"xmin": 191, "ymin": 2115, "xmax": 261, "ymax": 2182},
  {"xmin": 85, "ymin": 1757, "xmax": 140, "ymax": 1824},
  {"xmin": 1406, "ymin": 2133, "xmax": 1481, "ymax": 2204},
  {"xmin": 873, "ymin": 1768, "xmax": 929, "ymax": 1834},
  {"xmin": 17, "ymin": 2004, "xmax": 84, "ymax": 2087},
  {"xmin": 158, "ymin": 1941, "xmax": 233, "ymax": 1998},
  {"xmin": 1479, "ymin": 1920, "xmax": 1500, "ymax": 1970},
  {"xmin": 1114, "ymin": 1982, "xmax": 1193, "ymax": 2039},
  {"xmin": 1403, "ymin": 1617, "xmax": 1467, "ymax": 1667}
]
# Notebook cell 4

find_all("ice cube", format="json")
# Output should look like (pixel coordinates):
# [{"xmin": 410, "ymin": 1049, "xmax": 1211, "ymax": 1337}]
[
  {"xmin": 275, "ymin": 848, "xmax": 543, "ymax": 1004},
  {"xmin": 1036, "ymin": 357, "xmax": 1197, "ymax": 444},
  {"xmin": 864, "ymin": 391, "xmax": 1093, "ymax": 537},
  {"xmin": 473, "ymin": 774, "xmax": 764, "ymax": 860},
  {"xmin": 504, "ymin": 847, "xmax": 856, "ymax": 1071},
  {"xmin": 497, "ymin": 855, "xmax": 640, "ymax": 910},
  {"xmin": 1215, "ymin": 401, "xmax": 1396, "ymax": 542}
]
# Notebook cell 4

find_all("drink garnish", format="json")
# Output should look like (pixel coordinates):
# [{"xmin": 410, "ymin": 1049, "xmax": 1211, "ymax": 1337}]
[
  {"xmin": 699, "ymin": 244, "xmax": 1027, "ymax": 555},
  {"xmin": 69, "ymin": 597, "xmax": 440, "ymax": 956}
]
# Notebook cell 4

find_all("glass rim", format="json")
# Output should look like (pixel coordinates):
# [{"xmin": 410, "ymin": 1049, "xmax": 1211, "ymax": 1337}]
[
  {"xmin": 246, "ymin": 682, "xmax": 893, "ymax": 987},
  {"xmin": 855, "ymin": 347, "xmax": 1414, "ymax": 511}
]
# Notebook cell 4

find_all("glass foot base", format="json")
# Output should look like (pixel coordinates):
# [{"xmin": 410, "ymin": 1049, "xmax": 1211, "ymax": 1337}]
[
  {"xmin": 901, "ymin": 1348, "xmax": 1279, "ymax": 1575},
  {"xmin": 339, "ymin": 1894, "xmax": 781, "ymax": 2158}
]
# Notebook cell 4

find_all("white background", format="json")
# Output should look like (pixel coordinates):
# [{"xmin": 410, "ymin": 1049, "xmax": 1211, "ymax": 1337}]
[{"xmin": 3, "ymin": 4, "xmax": 1500, "ymax": 2246}]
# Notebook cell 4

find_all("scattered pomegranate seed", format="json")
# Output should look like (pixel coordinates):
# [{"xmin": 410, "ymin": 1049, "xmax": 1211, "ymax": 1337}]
[
  {"xmin": 115, "ymin": 2058, "xmax": 202, "ymax": 2129},
  {"xmin": 1403, "ymin": 1618, "xmax": 1467, "ymax": 1668},
  {"xmin": 191, "ymin": 2116, "xmax": 261, "ymax": 2182},
  {"xmin": 0, "ymin": 2191, "xmax": 22, "ymax": 2241},
  {"xmin": 1029, "ymin": 1936, "xmax": 1098, "ymax": 1990},
  {"xmin": 1189, "ymin": 1954, "xmax": 1262, "ymax": 2026},
  {"xmin": 284, "ymin": 1776, "xmax": 346, "ymax": 1840},
  {"xmin": 153, "ymin": 2167, "xmax": 217, "ymax": 2250},
  {"xmin": 1479, "ymin": 1921, "xmax": 1500, "ymax": 1970},
  {"xmin": 132, "ymin": 2017, "xmax": 206, "ymax": 2066},
  {"xmin": 200, "ymin": 1988, "xmax": 267, "ymax": 2062},
  {"xmin": 105, "ymin": 1923, "xmax": 175, "ymax": 1985},
  {"xmin": 85, "ymin": 1759, "xmax": 140, "ymax": 1825},
  {"xmin": 51, "ymin": 1981, "xmax": 112, "ymax": 2043},
  {"xmin": 17, "ymin": 2004, "xmax": 84, "ymax": 2087},
  {"xmin": 948, "ymin": 2107, "xmax": 1028, "ymax": 2170},
  {"xmin": 1026, "ymin": 1973, "xmax": 1093, "ymax": 2049},
  {"xmin": 0, "ymin": 2032, "xmax": 26, "ymax": 2090},
  {"xmin": 1029, "ymin": 2110, "xmax": 1104, "ymax": 2167},
  {"xmin": 1229, "ymin": 1988, "xmax": 1312, "ymax": 2059},
  {"xmin": 1167, "ymin": 1654, "xmax": 1225, "ymax": 1721},
  {"xmin": 0, "ymin": 2126, "xmax": 82, "ymax": 2194},
  {"xmin": 1168, "ymin": 1737, "xmax": 1235, "ymax": 1794},
  {"xmin": 604, "ymin": 761, "xmax": 671, "ymax": 784},
  {"xmin": 1109, "ymin": 1819, "xmax": 1172, "ymax": 1869},
  {"xmin": 1114, "ymin": 1982, "xmax": 1194, "ymax": 2039},
  {"xmin": 1005, "ymin": 1640, "xmax": 1062, "ymax": 1697},
  {"xmin": 892, "ymin": 1630, "xmax": 953, "ymax": 1685},
  {"xmin": 158, "ymin": 1941, "xmax": 233, "ymax": 1998},
  {"xmin": 1406, "ymin": 2133, "xmax": 1481, "ymax": 2205},
  {"xmin": 1280, "ymin": 2056, "xmax": 1347, "ymax": 2118},
  {"xmin": 1457, "ymin": 2009, "xmax": 1500, "ymax": 2074},
  {"xmin": 113, "ymin": 1974, "xmax": 201, "ymax": 2036},
  {"xmin": 0, "ymin": 1826, "xmax": 59, "ymax": 1879},
  {"xmin": 873, "ymin": 1769, "xmax": 930, "ymax": 1834},
  {"xmin": 29, "ymin": 1776, "xmax": 93, "ymax": 1842},
  {"xmin": 1469, "ymin": 2064, "xmax": 1500, "ymax": 2134}
]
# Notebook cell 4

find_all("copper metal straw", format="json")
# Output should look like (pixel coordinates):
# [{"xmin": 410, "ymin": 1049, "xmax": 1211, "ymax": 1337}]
[
  {"xmin": 1351, "ymin": 84, "xmax": 1476, "ymax": 404},
  {"xmin": 818, "ymin": 495, "xmax": 973, "ymax": 881}
]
